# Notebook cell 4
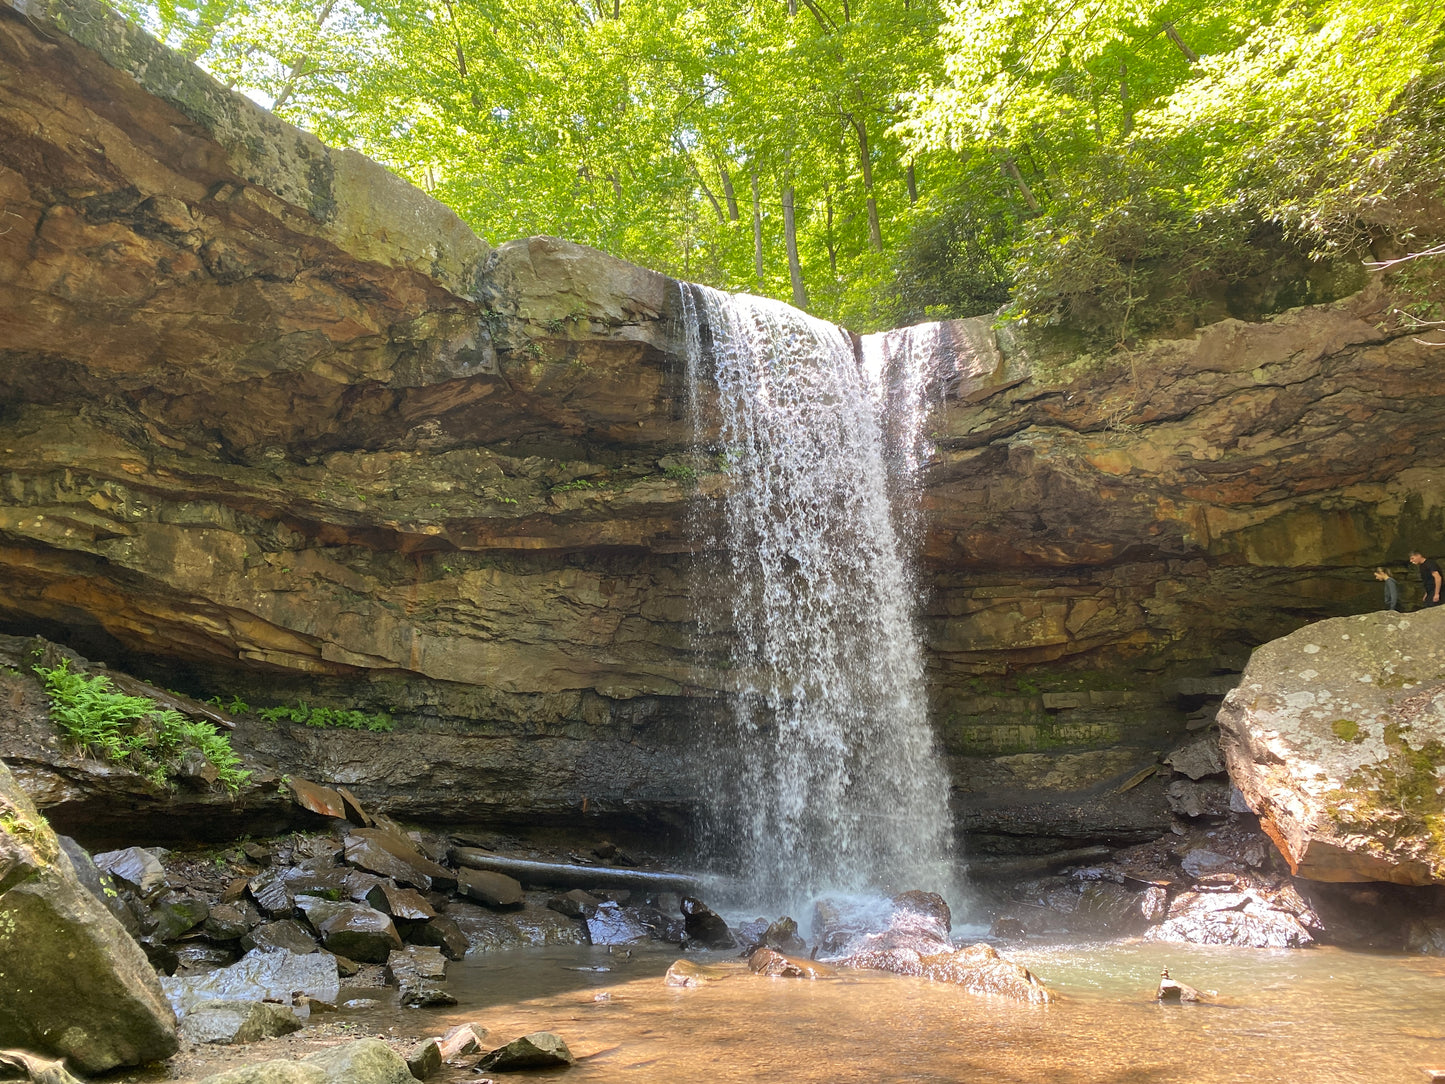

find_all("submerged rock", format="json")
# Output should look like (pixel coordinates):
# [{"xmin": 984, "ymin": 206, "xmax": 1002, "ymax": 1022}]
[
  {"xmin": 665, "ymin": 958, "xmax": 730, "ymax": 986},
  {"xmin": 917, "ymin": 944, "xmax": 1055, "ymax": 1004},
  {"xmin": 748, "ymin": 947, "xmax": 835, "ymax": 979},
  {"xmin": 0, "ymin": 762, "xmax": 179, "ymax": 1072}
]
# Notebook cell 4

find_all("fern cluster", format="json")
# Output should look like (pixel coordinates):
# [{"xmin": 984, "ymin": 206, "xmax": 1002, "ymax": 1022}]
[
  {"xmin": 257, "ymin": 702, "xmax": 393, "ymax": 732},
  {"xmin": 34, "ymin": 660, "xmax": 252, "ymax": 793}
]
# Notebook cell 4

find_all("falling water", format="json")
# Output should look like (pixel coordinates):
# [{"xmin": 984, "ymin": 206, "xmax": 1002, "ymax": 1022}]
[{"xmin": 679, "ymin": 284, "xmax": 953, "ymax": 907}]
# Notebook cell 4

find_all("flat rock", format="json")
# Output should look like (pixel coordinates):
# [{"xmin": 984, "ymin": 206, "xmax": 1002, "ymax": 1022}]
[
  {"xmin": 162, "ymin": 948, "xmax": 340, "ymax": 1016},
  {"xmin": 345, "ymin": 830, "xmax": 456, "ymax": 894},
  {"xmin": 405, "ymin": 913, "xmax": 470, "ymax": 959},
  {"xmin": 243, "ymin": 918, "xmax": 321, "ymax": 955},
  {"xmin": 1164, "ymin": 736, "xmax": 1226, "ymax": 780},
  {"xmin": 366, "ymin": 881, "xmax": 437, "ymax": 921},
  {"xmin": 1217, "ymin": 610, "xmax": 1445, "ymax": 884},
  {"xmin": 585, "ymin": 900, "xmax": 653, "ymax": 946},
  {"xmin": 664, "ymin": 958, "xmax": 729, "ymax": 986},
  {"xmin": 297, "ymin": 899, "xmax": 403, "ymax": 962},
  {"xmin": 179, "ymin": 999, "xmax": 303, "ymax": 1044}
]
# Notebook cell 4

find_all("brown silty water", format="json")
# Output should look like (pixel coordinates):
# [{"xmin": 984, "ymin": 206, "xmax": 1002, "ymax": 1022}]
[{"xmin": 322, "ymin": 941, "xmax": 1444, "ymax": 1083}]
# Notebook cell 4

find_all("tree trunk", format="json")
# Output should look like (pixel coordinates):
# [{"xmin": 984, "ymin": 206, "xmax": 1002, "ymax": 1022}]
[
  {"xmin": 271, "ymin": 0, "xmax": 339, "ymax": 109},
  {"xmin": 716, "ymin": 154, "xmax": 740, "ymax": 222},
  {"xmin": 452, "ymin": 848, "xmax": 706, "ymax": 893},
  {"xmin": 1000, "ymin": 155, "xmax": 1040, "ymax": 212},
  {"xmin": 1120, "ymin": 59, "xmax": 1133, "ymax": 137},
  {"xmin": 751, "ymin": 171, "xmax": 765, "ymax": 287},
  {"xmin": 847, "ymin": 112, "xmax": 884, "ymax": 251},
  {"xmin": 824, "ymin": 185, "xmax": 838, "ymax": 275},
  {"xmin": 906, "ymin": 160, "xmax": 918, "ymax": 204},
  {"xmin": 782, "ymin": 176, "xmax": 808, "ymax": 309},
  {"xmin": 1163, "ymin": 22, "xmax": 1199, "ymax": 63}
]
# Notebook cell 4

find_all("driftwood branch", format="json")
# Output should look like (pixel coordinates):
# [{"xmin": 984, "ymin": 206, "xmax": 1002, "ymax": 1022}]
[{"xmin": 450, "ymin": 848, "xmax": 705, "ymax": 893}]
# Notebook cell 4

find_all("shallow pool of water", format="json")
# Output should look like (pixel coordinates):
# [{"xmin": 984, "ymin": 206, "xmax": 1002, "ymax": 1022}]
[{"xmin": 346, "ymin": 940, "xmax": 1445, "ymax": 1083}]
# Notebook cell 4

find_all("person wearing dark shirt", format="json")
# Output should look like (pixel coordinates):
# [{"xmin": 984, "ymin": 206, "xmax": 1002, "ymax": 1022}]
[
  {"xmin": 1409, "ymin": 551, "xmax": 1443, "ymax": 607},
  {"xmin": 1375, "ymin": 567, "xmax": 1400, "ymax": 611}
]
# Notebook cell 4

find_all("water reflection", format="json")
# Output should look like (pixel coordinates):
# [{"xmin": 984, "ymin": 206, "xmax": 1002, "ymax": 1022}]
[{"xmin": 357, "ymin": 943, "xmax": 1445, "ymax": 1083}]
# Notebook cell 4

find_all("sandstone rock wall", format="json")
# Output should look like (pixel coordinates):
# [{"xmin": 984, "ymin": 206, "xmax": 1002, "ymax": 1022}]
[{"xmin": 2, "ymin": 0, "xmax": 1444, "ymax": 852}]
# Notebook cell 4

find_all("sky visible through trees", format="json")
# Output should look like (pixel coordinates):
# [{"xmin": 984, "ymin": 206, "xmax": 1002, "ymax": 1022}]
[{"xmin": 109, "ymin": 0, "xmax": 1445, "ymax": 336}]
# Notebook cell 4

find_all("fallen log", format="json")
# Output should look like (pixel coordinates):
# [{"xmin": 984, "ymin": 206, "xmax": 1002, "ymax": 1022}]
[{"xmin": 449, "ymin": 848, "xmax": 705, "ymax": 894}]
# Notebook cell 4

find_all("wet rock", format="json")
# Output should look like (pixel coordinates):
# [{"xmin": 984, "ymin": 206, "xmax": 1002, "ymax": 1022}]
[
  {"xmin": 748, "ymin": 947, "xmax": 834, "ymax": 979},
  {"xmin": 162, "ymin": 948, "xmax": 340, "ymax": 1016},
  {"xmin": 585, "ymin": 900, "xmax": 652, "ymax": 946},
  {"xmin": 1146, "ymin": 907, "xmax": 1314, "ymax": 948},
  {"xmin": 916, "ymin": 943, "xmax": 1056, "ymax": 1004},
  {"xmin": 0, "ymin": 762, "xmax": 179, "ymax": 1072},
  {"xmin": 179, "ymin": 999, "xmax": 304, "ymax": 1044},
  {"xmin": 476, "ymin": 1032, "xmax": 576, "ymax": 1071},
  {"xmin": 1179, "ymin": 849, "xmax": 1242, "ymax": 878},
  {"xmin": 297, "ymin": 898, "xmax": 403, "ymax": 962},
  {"xmin": 445, "ymin": 899, "xmax": 587, "ymax": 952},
  {"xmin": 206, "ymin": 902, "xmax": 261, "ymax": 941},
  {"xmin": 1140, "ymin": 886, "xmax": 1169, "ymax": 922},
  {"xmin": 681, "ymin": 896, "xmax": 735, "ymax": 948},
  {"xmin": 547, "ymin": 889, "xmax": 602, "ymax": 919},
  {"xmin": 405, "ymin": 914, "xmax": 470, "ymax": 960},
  {"xmin": 386, "ymin": 946, "xmax": 455, "ymax": 1008},
  {"xmin": 664, "ymin": 958, "xmax": 729, "ymax": 986},
  {"xmin": 241, "ymin": 842, "xmax": 273, "ymax": 865},
  {"xmin": 1155, "ymin": 968, "xmax": 1206, "ymax": 1002},
  {"xmin": 457, "ymin": 868, "xmax": 524, "ymax": 909},
  {"xmin": 345, "ymin": 830, "xmax": 457, "ymax": 894},
  {"xmin": 735, "ymin": 915, "xmax": 807, "ymax": 955},
  {"xmin": 366, "ymin": 882, "xmax": 437, "ymax": 921},
  {"xmin": 288, "ymin": 778, "xmax": 349, "ymax": 820},
  {"xmin": 243, "ymin": 919, "xmax": 321, "ymax": 955},
  {"xmin": 176, "ymin": 944, "xmax": 242, "ymax": 974},
  {"xmin": 892, "ymin": 890, "xmax": 952, "ymax": 933},
  {"xmin": 93, "ymin": 846, "xmax": 169, "ymax": 898},
  {"xmin": 337, "ymin": 787, "xmax": 373, "ymax": 828},
  {"xmin": 249, "ymin": 868, "xmax": 301, "ymax": 916}
]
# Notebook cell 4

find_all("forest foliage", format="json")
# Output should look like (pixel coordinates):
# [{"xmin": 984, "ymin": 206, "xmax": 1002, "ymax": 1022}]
[{"xmin": 108, "ymin": 0, "xmax": 1445, "ymax": 340}]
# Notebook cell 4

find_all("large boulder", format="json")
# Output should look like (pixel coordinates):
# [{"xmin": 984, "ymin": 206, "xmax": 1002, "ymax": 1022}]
[
  {"xmin": 0, "ymin": 759, "xmax": 179, "ymax": 1071},
  {"xmin": 1217, "ymin": 610, "xmax": 1445, "ymax": 884}
]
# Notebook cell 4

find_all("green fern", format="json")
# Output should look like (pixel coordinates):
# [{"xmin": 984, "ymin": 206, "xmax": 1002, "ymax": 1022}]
[{"xmin": 34, "ymin": 660, "xmax": 252, "ymax": 793}]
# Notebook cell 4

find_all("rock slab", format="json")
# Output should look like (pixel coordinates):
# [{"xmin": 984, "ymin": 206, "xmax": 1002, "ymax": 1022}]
[{"xmin": 1217, "ymin": 610, "xmax": 1445, "ymax": 884}]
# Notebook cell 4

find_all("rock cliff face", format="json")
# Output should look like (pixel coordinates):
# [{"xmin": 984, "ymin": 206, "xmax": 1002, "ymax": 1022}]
[{"xmin": 2, "ymin": 0, "xmax": 1444, "ymax": 854}]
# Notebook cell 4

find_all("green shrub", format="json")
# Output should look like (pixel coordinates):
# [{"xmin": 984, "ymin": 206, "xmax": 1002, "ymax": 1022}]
[
  {"xmin": 257, "ymin": 702, "xmax": 394, "ymax": 732},
  {"xmin": 34, "ymin": 660, "xmax": 252, "ymax": 793}
]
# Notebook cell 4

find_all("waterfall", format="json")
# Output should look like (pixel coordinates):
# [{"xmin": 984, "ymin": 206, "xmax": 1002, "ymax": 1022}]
[{"xmin": 680, "ymin": 284, "xmax": 953, "ymax": 908}]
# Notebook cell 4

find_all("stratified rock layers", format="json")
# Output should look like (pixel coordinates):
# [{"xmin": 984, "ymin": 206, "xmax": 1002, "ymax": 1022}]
[
  {"xmin": 1217, "ymin": 610, "xmax": 1445, "ymax": 884},
  {"xmin": 2, "ymin": 0, "xmax": 1444, "ymax": 846}
]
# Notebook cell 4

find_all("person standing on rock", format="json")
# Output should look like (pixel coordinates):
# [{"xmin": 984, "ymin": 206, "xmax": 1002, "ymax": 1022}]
[
  {"xmin": 1375, "ymin": 567, "xmax": 1400, "ymax": 611},
  {"xmin": 1409, "ymin": 551, "xmax": 1443, "ymax": 607}
]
